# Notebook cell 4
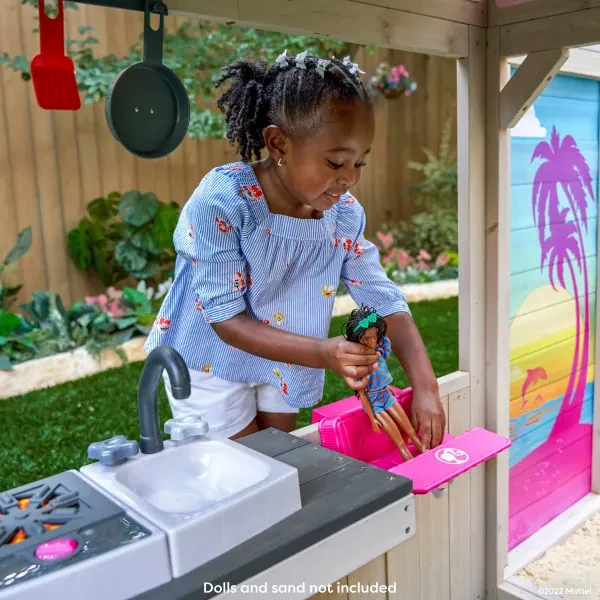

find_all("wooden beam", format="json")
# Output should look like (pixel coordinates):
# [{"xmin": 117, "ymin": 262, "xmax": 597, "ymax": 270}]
[
  {"xmin": 509, "ymin": 47, "xmax": 600, "ymax": 82},
  {"xmin": 456, "ymin": 24, "xmax": 487, "ymax": 600},
  {"xmin": 500, "ymin": 48, "xmax": 568, "ymax": 130},
  {"xmin": 354, "ymin": 0, "xmax": 486, "ymax": 27},
  {"xmin": 485, "ymin": 26, "xmax": 512, "ymax": 600},
  {"xmin": 168, "ymin": 0, "xmax": 471, "ymax": 57},
  {"xmin": 498, "ymin": 6, "xmax": 600, "ymax": 57},
  {"xmin": 489, "ymin": 0, "xmax": 600, "ymax": 28}
]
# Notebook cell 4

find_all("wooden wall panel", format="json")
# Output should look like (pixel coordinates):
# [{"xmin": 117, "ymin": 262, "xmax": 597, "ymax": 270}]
[
  {"xmin": 508, "ymin": 71, "xmax": 599, "ymax": 549},
  {"xmin": 0, "ymin": 1, "xmax": 457, "ymax": 307}
]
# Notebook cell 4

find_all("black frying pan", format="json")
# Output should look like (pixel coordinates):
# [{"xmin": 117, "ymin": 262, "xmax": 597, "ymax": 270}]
[{"xmin": 105, "ymin": 0, "xmax": 190, "ymax": 159}]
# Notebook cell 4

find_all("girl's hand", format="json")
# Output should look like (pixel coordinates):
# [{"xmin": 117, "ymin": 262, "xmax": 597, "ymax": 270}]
[
  {"xmin": 411, "ymin": 388, "xmax": 446, "ymax": 450},
  {"xmin": 319, "ymin": 336, "xmax": 380, "ymax": 390}
]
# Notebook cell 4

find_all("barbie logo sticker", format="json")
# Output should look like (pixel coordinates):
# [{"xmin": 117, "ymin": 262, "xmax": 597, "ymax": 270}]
[{"xmin": 435, "ymin": 447, "xmax": 469, "ymax": 465}]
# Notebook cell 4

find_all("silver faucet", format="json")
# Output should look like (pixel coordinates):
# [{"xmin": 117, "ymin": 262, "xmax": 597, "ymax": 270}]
[{"xmin": 138, "ymin": 345, "xmax": 191, "ymax": 454}]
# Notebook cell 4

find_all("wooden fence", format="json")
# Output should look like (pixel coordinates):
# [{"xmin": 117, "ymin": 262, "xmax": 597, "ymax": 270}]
[{"xmin": 0, "ymin": 0, "xmax": 457, "ymax": 307}]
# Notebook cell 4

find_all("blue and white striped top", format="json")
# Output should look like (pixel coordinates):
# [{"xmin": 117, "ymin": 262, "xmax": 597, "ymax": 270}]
[{"xmin": 143, "ymin": 161, "xmax": 410, "ymax": 408}]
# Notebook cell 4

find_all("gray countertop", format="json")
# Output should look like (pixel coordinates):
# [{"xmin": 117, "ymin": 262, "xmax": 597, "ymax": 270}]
[{"xmin": 134, "ymin": 427, "xmax": 413, "ymax": 600}]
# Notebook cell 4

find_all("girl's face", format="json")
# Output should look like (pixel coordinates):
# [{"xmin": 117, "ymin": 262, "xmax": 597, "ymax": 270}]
[
  {"xmin": 267, "ymin": 98, "xmax": 375, "ymax": 212},
  {"xmin": 360, "ymin": 326, "xmax": 379, "ymax": 350}
]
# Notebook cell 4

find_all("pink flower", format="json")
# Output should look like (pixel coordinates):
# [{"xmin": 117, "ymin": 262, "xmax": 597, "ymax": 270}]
[
  {"xmin": 382, "ymin": 247, "xmax": 398, "ymax": 264},
  {"xmin": 107, "ymin": 286, "xmax": 122, "ymax": 299},
  {"xmin": 376, "ymin": 231, "xmax": 393, "ymax": 249},
  {"xmin": 396, "ymin": 250, "xmax": 413, "ymax": 269},
  {"xmin": 436, "ymin": 253, "xmax": 450, "ymax": 267},
  {"xmin": 414, "ymin": 260, "xmax": 429, "ymax": 271},
  {"xmin": 417, "ymin": 248, "xmax": 431, "ymax": 261},
  {"xmin": 106, "ymin": 300, "xmax": 124, "ymax": 317},
  {"xmin": 85, "ymin": 292, "xmax": 124, "ymax": 317},
  {"xmin": 85, "ymin": 294, "xmax": 108, "ymax": 310}
]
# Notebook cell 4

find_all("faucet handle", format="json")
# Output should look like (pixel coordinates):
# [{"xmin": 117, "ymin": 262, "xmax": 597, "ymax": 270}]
[
  {"xmin": 164, "ymin": 416, "xmax": 209, "ymax": 441},
  {"xmin": 88, "ymin": 435, "xmax": 140, "ymax": 466}
]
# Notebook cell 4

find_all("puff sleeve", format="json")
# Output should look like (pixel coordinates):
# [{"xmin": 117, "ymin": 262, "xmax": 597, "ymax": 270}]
[{"xmin": 173, "ymin": 173, "xmax": 249, "ymax": 323}]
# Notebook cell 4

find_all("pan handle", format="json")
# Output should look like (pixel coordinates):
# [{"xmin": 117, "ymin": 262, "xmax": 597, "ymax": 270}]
[{"xmin": 143, "ymin": 0, "xmax": 167, "ymax": 65}]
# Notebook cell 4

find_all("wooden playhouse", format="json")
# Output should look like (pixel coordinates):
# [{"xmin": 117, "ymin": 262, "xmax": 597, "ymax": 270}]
[{"xmin": 26, "ymin": 0, "xmax": 600, "ymax": 599}]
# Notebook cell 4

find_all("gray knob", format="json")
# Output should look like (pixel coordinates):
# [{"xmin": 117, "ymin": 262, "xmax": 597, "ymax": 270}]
[
  {"xmin": 88, "ymin": 435, "xmax": 139, "ymax": 466},
  {"xmin": 164, "ymin": 416, "xmax": 209, "ymax": 440}
]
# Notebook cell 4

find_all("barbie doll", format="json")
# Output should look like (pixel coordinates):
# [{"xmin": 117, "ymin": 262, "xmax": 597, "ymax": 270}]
[{"xmin": 344, "ymin": 305, "xmax": 424, "ymax": 461}]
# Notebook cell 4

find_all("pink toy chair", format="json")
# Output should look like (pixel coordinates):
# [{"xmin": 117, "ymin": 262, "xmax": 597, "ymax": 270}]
[{"xmin": 314, "ymin": 387, "xmax": 511, "ymax": 494}]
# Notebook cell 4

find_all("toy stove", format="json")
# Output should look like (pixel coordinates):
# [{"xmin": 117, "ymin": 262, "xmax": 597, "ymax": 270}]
[{"xmin": 0, "ymin": 470, "xmax": 171, "ymax": 600}]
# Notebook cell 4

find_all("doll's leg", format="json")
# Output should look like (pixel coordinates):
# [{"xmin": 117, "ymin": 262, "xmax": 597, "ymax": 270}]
[
  {"xmin": 375, "ymin": 410, "xmax": 414, "ymax": 462},
  {"xmin": 387, "ymin": 400, "xmax": 424, "ymax": 454}
]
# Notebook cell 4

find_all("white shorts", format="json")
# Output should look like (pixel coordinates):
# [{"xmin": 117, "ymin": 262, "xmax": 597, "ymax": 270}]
[{"xmin": 163, "ymin": 369, "xmax": 299, "ymax": 439}]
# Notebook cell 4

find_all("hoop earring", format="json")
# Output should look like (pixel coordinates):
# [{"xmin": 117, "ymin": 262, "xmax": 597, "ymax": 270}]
[{"xmin": 277, "ymin": 158, "xmax": 283, "ymax": 167}]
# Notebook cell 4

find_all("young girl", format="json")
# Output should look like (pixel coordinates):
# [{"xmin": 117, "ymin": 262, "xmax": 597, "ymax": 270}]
[{"xmin": 144, "ymin": 50, "xmax": 445, "ymax": 448}]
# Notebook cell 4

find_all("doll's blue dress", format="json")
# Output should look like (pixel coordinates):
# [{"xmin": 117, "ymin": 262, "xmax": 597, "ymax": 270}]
[{"xmin": 363, "ymin": 336, "xmax": 396, "ymax": 415}]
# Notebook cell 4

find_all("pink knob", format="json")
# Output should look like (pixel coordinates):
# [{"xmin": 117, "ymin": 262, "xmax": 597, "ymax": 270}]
[{"xmin": 35, "ymin": 538, "xmax": 78, "ymax": 561}]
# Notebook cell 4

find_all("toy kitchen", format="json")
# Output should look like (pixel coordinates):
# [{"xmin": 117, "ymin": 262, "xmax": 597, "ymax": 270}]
[{"xmin": 0, "ymin": 346, "xmax": 511, "ymax": 600}]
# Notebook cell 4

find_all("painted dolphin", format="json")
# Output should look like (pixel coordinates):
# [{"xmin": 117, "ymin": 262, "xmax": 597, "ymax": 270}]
[{"xmin": 521, "ymin": 367, "xmax": 548, "ymax": 410}]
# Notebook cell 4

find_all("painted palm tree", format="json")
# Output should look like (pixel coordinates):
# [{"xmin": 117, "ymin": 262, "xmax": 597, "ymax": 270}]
[
  {"xmin": 540, "ymin": 204, "xmax": 583, "ymax": 414},
  {"xmin": 531, "ymin": 126, "xmax": 595, "ymax": 431}
]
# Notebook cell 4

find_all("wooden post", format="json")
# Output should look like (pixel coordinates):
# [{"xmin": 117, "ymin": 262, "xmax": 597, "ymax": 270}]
[
  {"xmin": 457, "ymin": 23, "xmax": 487, "ymax": 600},
  {"xmin": 485, "ymin": 26, "xmax": 512, "ymax": 599}
]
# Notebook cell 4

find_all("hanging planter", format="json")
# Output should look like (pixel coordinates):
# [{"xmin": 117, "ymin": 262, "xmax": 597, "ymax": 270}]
[{"xmin": 367, "ymin": 62, "xmax": 417, "ymax": 100}]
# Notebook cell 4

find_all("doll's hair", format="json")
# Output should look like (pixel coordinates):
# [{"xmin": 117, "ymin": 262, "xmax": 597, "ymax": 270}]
[
  {"xmin": 343, "ymin": 304, "xmax": 386, "ymax": 345},
  {"xmin": 214, "ymin": 51, "xmax": 370, "ymax": 162}
]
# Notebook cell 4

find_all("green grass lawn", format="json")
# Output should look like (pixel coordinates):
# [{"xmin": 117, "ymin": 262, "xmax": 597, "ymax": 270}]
[{"xmin": 0, "ymin": 297, "xmax": 458, "ymax": 489}]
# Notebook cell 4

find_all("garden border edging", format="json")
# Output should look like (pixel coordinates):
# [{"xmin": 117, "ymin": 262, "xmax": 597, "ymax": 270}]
[{"xmin": 0, "ymin": 279, "xmax": 458, "ymax": 400}]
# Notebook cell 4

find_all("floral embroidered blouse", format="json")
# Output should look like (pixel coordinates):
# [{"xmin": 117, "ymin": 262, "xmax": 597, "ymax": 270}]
[{"xmin": 143, "ymin": 162, "xmax": 410, "ymax": 408}]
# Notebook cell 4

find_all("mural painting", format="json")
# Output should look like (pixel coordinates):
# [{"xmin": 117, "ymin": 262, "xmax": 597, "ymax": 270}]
[{"xmin": 508, "ymin": 73, "xmax": 598, "ymax": 549}]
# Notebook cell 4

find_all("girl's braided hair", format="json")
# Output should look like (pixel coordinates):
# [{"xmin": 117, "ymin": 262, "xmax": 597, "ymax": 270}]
[{"xmin": 214, "ymin": 51, "xmax": 370, "ymax": 162}]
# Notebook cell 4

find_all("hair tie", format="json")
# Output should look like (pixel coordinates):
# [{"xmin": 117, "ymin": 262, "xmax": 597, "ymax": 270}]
[
  {"xmin": 315, "ymin": 58, "xmax": 331, "ymax": 78},
  {"xmin": 343, "ymin": 55, "xmax": 365, "ymax": 76},
  {"xmin": 353, "ymin": 311, "xmax": 378, "ymax": 333},
  {"xmin": 275, "ymin": 49, "xmax": 289, "ymax": 69},
  {"xmin": 295, "ymin": 50, "xmax": 308, "ymax": 70}
]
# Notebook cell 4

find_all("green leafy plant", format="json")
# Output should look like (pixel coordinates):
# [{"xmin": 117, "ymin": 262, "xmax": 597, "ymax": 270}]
[
  {"xmin": 0, "ymin": 226, "xmax": 32, "ymax": 310},
  {"xmin": 1, "ymin": 1, "xmax": 355, "ymax": 139},
  {"xmin": 387, "ymin": 116, "xmax": 458, "ymax": 261},
  {"xmin": 389, "ymin": 212, "xmax": 458, "ymax": 261},
  {"xmin": 403, "ymin": 117, "xmax": 457, "ymax": 213},
  {"xmin": 67, "ymin": 191, "xmax": 180, "ymax": 287},
  {"xmin": 0, "ymin": 286, "xmax": 157, "ymax": 371}
]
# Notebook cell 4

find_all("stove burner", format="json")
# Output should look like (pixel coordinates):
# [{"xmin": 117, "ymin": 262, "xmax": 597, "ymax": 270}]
[
  {"xmin": 0, "ymin": 471, "xmax": 124, "ymax": 563},
  {"xmin": 0, "ymin": 485, "xmax": 81, "ymax": 546},
  {"xmin": 0, "ymin": 471, "xmax": 154, "ymax": 593}
]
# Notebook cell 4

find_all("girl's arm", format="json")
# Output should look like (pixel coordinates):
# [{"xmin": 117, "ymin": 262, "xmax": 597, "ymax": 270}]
[
  {"xmin": 335, "ymin": 199, "xmax": 444, "ymax": 448},
  {"xmin": 384, "ymin": 311, "xmax": 445, "ymax": 449}
]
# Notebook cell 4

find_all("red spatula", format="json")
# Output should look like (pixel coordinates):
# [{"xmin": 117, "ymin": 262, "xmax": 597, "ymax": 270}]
[{"xmin": 31, "ymin": 0, "xmax": 81, "ymax": 110}]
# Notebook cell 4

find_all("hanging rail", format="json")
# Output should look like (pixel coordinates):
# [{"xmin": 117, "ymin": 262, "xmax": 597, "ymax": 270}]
[{"xmin": 69, "ymin": 0, "xmax": 151, "ymax": 12}]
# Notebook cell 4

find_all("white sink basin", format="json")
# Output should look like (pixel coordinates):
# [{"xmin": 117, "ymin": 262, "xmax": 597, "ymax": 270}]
[{"xmin": 79, "ymin": 435, "xmax": 301, "ymax": 577}]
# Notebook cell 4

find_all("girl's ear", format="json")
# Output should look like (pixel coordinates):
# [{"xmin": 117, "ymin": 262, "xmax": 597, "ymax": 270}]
[{"xmin": 263, "ymin": 124, "xmax": 289, "ymax": 164}]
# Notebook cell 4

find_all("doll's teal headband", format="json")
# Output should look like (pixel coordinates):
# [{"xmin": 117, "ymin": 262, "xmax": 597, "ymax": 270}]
[{"xmin": 353, "ymin": 311, "xmax": 378, "ymax": 333}]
